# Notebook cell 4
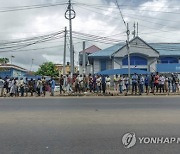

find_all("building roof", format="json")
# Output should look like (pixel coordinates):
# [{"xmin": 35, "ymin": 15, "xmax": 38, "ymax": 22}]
[
  {"xmin": 89, "ymin": 36, "xmax": 180, "ymax": 58},
  {"xmin": 0, "ymin": 64, "xmax": 27, "ymax": 72},
  {"xmin": 150, "ymin": 43, "xmax": 180, "ymax": 56},
  {"xmin": 80, "ymin": 45, "xmax": 101, "ymax": 54},
  {"xmin": 89, "ymin": 43, "xmax": 124, "ymax": 58}
]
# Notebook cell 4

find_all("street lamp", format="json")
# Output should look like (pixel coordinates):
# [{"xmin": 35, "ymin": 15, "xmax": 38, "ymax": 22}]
[
  {"xmin": 11, "ymin": 55, "xmax": 15, "ymax": 65},
  {"xmin": 30, "ymin": 58, "xmax": 34, "ymax": 72}
]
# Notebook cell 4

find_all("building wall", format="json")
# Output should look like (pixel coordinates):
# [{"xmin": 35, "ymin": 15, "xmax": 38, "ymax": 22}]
[
  {"xmin": 114, "ymin": 38, "xmax": 159, "ymax": 58},
  {"xmin": 0, "ymin": 68, "xmax": 26, "ymax": 78},
  {"xmin": 93, "ymin": 59, "xmax": 100, "ymax": 74}
]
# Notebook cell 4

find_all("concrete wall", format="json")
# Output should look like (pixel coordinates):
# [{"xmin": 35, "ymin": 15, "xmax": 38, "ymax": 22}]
[{"xmin": 93, "ymin": 59, "xmax": 100, "ymax": 74}]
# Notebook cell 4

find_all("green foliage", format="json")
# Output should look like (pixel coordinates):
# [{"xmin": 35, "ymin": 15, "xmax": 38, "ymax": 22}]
[
  {"xmin": 0, "ymin": 58, "xmax": 9, "ymax": 64},
  {"xmin": 36, "ymin": 62, "xmax": 59, "ymax": 77}
]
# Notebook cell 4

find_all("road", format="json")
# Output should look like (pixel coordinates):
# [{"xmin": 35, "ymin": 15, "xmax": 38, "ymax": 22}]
[{"xmin": 0, "ymin": 96, "xmax": 180, "ymax": 154}]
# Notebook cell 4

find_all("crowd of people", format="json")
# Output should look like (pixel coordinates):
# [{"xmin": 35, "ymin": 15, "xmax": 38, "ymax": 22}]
[
  {"xmin": 0, "ymin": 72, "xmax": 179, "ymax": 97},
  {"xmin": 0, "ymin": 77, "xmax": 55, "ymax": 97},
  {"xmin": 59, "ymin": 72, "xmax": 180, "ymax": 95}
]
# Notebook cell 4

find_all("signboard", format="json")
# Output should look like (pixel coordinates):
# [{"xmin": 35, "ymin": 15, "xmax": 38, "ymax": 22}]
[{"xmin": 157, "ymin": 64, "xmax": 180, "ymax": 73}]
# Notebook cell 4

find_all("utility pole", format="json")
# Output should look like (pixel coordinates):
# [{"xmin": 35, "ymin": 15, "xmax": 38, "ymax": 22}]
[
  {"xmin": 133, "ymin": 22, "xmax": 136, "ymax": 38},
  {"xmin": 73, "ymin": 45, "xmax": 75, "ymax": 73},
  {"xmin": 127, "ymin": 23, "xmax": 131, "ymax": 79},
  {"xmin": 115, "ymin": 0, "xmax": 131, "ymax": 78},
  {"xmin": 65, "ymin": 0, "xmax": 76, "ymax": 75},
  {"xmin": 63, "ymin": 27, "xmax": 67, "ymax": 75},
  {"xmin": 137, "ymin": 22, "xmax": 139, "ymax": 36},
  {"xmin": 82, "ymin": 41, "xmax": 86, "ymax": 74}
]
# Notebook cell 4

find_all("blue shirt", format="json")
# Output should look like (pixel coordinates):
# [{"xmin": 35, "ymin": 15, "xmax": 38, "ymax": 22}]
[
  {"xmin": 145, "ymin": 76, "xmax": 149, "ymax": 85},
  {"xmin": 51, "ymin": 80, "xmax": 55, "ymax": 89},
  {"xmin": 132, "ymin": 75, "xmax": 138, "ymax": 83}
]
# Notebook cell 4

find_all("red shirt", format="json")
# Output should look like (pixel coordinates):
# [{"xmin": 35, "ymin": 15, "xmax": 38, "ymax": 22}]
[{"xmin": 154, "ymin": 75, "xmax": 159, "ymax": 84}]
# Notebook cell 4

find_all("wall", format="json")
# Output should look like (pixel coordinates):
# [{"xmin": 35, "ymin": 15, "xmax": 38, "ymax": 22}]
[{"xmin": 114, "ymin": 37, "xmax": 159, "ymax": 58}]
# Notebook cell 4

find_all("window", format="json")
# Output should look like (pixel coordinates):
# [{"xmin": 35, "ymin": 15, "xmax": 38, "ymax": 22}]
[
  {"xmin": 100, "ymin": 60, "xmax": 107, "ymax": 71},
  {"xmin": 122, "ymin": 56, "xmax": 147, "ymax": 65},
  {"xmin": 160, "ymin": 57, "xmax": 178, "ymax": 64}
]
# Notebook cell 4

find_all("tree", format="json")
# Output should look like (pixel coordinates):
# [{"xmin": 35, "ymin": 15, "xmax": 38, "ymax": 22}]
[
  {"xmin": 0, "ymin": 58, "xmax": 9, "ymax": 64},
  {"xmin": 36, "ymin": 62, "xmax": 59, "ymax": 77}
]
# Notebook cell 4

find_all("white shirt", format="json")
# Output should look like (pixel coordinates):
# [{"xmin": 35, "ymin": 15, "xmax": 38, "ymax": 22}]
[{"xmin": 159, "ymin": 76, "xmax": 165, "ymax": 85}]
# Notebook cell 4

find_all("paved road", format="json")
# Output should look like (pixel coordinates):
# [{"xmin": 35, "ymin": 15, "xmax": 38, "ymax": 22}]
[{"xmin": 0, "ymin": 96, "xmax": 180, "ymax": 154}]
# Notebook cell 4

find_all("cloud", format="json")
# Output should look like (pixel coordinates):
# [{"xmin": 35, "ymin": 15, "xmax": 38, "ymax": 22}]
[{"xmin": 0, "ymin": 0, "xmax": 179, "ymax": 71}]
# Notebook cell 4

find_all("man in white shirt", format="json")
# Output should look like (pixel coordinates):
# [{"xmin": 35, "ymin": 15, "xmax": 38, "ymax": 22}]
[
  {"xmin": 159, "ymin": 74, "xmax": 165, "ymax": 93},
  {"xmin": 106, "ymin": 76, "xmax": 111, "ymax": 93}
]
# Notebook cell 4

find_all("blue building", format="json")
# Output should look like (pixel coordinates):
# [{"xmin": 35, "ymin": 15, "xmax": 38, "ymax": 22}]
[
  {"xmin": 89, "ymin": 36, "xmax": 180, "ymax": 74},
  {"xmin": 0, "ymin": 64, "xmax": 27, "ymax": 79}
]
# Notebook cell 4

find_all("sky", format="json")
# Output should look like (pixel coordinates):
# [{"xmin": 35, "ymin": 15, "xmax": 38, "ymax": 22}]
[{"xmin": 0, "ymin": 0, "xmax": 180, "ymax": 71}]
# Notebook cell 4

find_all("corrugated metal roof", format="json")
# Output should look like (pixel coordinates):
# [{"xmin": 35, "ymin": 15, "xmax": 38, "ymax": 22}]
[
  {"xmin": 150, "ymin": 43, "xmax": 180, "ymax": 56},
  {"xmin": 80, "ymin": 45, "xmax": 101, "ymax": 54},
  {"xmin": 89, "ymin": 43, "xmax": 124, "ymax": 57},
  {"xmin": 89, "ymin": 42, "xmax": 180, "ymax": 58}
]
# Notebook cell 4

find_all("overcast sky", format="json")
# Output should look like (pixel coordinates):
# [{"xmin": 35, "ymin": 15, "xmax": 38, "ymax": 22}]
[{"xmin": 0, "ymin": 0, "xmax": 180, "ymax": 71}]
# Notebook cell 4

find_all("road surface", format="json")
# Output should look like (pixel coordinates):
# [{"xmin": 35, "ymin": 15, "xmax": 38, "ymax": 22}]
[{"xmin": 0, "ymin": 96, "xmax": 180, "ymax": 154}]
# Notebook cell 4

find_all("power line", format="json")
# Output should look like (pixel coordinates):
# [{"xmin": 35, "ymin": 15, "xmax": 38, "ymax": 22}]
[
  {"xmin": 74, "ymin": 2, "xmax": 180, "ymax": 15},
  {"xmin": 0, "ymin": 2, "xmax": 68, "ymax": 13}
]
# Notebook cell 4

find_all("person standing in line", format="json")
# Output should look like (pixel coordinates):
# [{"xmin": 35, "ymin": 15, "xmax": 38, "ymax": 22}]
[
  {"xmin": 0, "ymin": 77, "xmax": 5, "ymax": 97},
  {"xmin": 50, "ymin": 77, "xmax": 55, "ymax": 96},
  {"xmin": 89, "ymin": 74, "xmax": 93, "ymax": 93},
  {"xmin": 19, "ymin": 77, "xmax": 25, "ymax": 97},
  {"xmin": 145, "ymin": 74, "xmax": 150, "ymax": 95},
  {"xmin": 168, "ymin": 76, "xmax": 172, "ymax": 93},
  {"xmin": 29, "ymin": 78, "xmax": 34, "ymax": 96},
  {"xmin": 154, "ymin": 72, "xmax": 159, "ymax": 93},
  {"xmin": 131, "ymin": 73, "xmax": 138, "ymax": 95},
  {"xmin": 101, "ymin": 75, "xmax": 106, "ymax": 94},
  {"xmin": 119, "ymin": 75, "xmax": 123, "ymax": 94},
  {"xmin": 3, "ymin": 77, "xmax": 9, "ymax": 97},
  {"xmin": 75, "ymin": 75, "xmax": 80, "ymax": 93},
  {"xmin": 79, "ymin": 74, "xmax": 84, "ymax": 93},
  {"xmin": 106, "ymin": 75, "xmax": 111, "ymax": 93},
  {"xmin": 165, "ymin": 76, "xmax": 169, "ymax": 94},
  {"xmin": 92, "ymin": 75, "xmax": 97, "ymax": 93},
  {"xmin": 36, "ymin": 78, "xmax": 42, "ymax": 96},
  {"xmin": 8, "ymin": 78, "xmax": 12, "ymax": 96},
  {"xmin": 175, "ymin": 75, "xmax": 179, "ymax": 92},
  {"xmin": 59, "ymin": 75, "xmax": 64, "ymax": 95},
  {"xmin": 42, "ymin": 77, "xmax": 46, "ymax": 97},
  {"xmin": 10, "ymin": 78, "xmax": 15, "ymax": 97},
  {"xmin": 114, "ymin": 74, "xmax": 119, "ymax": 92},
  {"xmin": 171, "ymin": 74, "xmax": 176, "ymax": 93},
  {"xmin": 14, "ymin": 77, "xmax": 19, "ymax": 97},
  {"xmin": 96, "ymin": 75, "xmax": 102, "ymax": 93},
  {"xmin": 66, "ymin": 74, "xmax": 72, "ymax": 93},
  {"xmin": 139, "ymin": 74, "xmax": 144, "ymax": 95},
  {"xmin": 124, "ymin": 76, "xmax": 129, "ymax": 95},
  {"xmin": 24, "ymin": 78, "xmax": 29, "ymax": 97},
  {"xmin": 159, "ymin": 74, "xmax": 165, "ymax": 93}
]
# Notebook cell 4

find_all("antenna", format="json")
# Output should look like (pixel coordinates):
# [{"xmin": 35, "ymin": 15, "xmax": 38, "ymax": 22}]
[{"xmin": 137, "ymin": 22, "xmax": 139, "ymax": 36}]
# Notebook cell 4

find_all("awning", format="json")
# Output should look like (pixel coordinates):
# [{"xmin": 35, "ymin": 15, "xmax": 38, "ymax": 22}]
[
  {"xmin": 97, "ymin": 68, "xmax": 150, "ymax": 75},
  {"xmin": 157, "ymin": 64, "xmax": 180, "ymax": 73}
]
